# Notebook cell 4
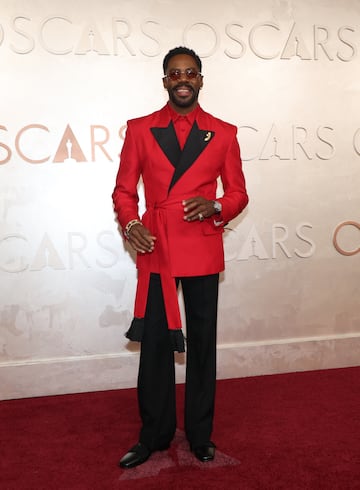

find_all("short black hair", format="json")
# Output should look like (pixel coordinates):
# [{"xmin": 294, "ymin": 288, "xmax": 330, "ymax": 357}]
[{"xmin": 163, "ymin": 46, "xmax": 202, "ymax": 74}]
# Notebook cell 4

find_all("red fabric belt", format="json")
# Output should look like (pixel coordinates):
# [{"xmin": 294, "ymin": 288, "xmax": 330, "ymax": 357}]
[{"xmin": 133, "ymin": 201, "xmax": 182, "ymax": 331}]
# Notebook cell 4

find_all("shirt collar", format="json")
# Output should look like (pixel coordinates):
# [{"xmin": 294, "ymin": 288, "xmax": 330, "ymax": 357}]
[{"xmin": 166, "ymin": 102, "xmax": 200, "ymax": 125}]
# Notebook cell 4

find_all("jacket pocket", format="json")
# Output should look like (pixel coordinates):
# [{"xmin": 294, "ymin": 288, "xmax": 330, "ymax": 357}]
[{"xmin": 202, "ymin": 219, "xmax": 224, "ymax": 236}]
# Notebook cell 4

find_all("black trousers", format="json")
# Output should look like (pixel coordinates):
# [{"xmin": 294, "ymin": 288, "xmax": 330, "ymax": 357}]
[{"xmin": 138, "ymin": 272, "xmax": 219, "ymax": 450}]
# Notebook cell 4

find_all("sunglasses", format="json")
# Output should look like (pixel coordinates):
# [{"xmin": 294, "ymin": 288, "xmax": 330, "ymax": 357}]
[{"xmin": 163, "ymin": 68, "xmax": 202, "ymax": 81}]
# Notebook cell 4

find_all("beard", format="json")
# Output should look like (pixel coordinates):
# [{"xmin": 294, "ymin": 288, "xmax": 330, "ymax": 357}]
[{"xmin": 167, "ymin": 83, "xmax": 200, "ymax": 109}]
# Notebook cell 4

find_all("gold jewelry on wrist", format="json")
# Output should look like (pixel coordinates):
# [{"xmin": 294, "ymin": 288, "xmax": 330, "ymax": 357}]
[{"xmin": 124, "ymin": 219, "xmax": 142, "ymax": 239}]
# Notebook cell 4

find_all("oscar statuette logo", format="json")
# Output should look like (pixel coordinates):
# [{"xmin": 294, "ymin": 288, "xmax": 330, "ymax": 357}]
[
  {"xmin": 333, "ymin": 221, "xmax": 360, "ymax": 256},
  {"xmin": 53, "ymin": 125, "xmax": 86, "ymax": 163}
]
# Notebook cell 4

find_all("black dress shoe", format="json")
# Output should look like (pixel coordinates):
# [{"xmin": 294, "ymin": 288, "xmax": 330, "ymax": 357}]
[
  {"xmin": 119, "ymin": 443, "xmax": 151, "ymax": 469},
  {"xmin": 192, "ymin": 442, "xmax": 216, "ymax": 462}
]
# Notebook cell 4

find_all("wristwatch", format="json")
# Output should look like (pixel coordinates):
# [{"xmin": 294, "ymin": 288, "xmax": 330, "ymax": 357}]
[{"xmin": 213, "ymin": 200, "xmax": 222, "ymax": 214}]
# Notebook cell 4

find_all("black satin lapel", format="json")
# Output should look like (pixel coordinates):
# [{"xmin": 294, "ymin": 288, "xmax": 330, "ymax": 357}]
[
  {"xmin": 169, "ymin": 122, "xmax": 215, "ymax": 191},
  {"xmin": 150, "ymin": 122, "xmax": 181, "ymax": 168}
]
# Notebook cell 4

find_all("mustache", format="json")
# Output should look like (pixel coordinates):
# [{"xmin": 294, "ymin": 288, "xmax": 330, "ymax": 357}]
[{"xmin": 172, "ymin": 83, "xmax": 195, "ymax": 92}]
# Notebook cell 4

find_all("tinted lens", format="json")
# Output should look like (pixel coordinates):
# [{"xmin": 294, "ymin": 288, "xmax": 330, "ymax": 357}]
[
  {"xmin": 185, "ymin": 68, "xmax": 198, "ymax": 79},
  {"xmin": 168, "ymin": 69, "xmax": 181, "ymax": 80}
]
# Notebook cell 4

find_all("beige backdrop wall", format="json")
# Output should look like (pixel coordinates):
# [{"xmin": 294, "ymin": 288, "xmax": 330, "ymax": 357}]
[{"xmin": 1, "ymin": 0, "xmax": 359, "ymax": 400}]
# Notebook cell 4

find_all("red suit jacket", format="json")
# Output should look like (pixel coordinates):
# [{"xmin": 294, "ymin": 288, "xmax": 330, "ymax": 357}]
[{"xmin": 113, "ymin": 104, "xmax": 248, "ymax": 344}]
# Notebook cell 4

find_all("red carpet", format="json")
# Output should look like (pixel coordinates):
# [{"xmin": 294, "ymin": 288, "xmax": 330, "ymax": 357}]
[{"xmin": 1, "ymin": 367, "xmax": 359, "ymax": 489}]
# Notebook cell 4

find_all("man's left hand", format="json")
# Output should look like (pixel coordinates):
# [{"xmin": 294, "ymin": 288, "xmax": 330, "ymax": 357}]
[{"xmin": 183, "ymin": 197, "xmax": 217, "ymax": 222}]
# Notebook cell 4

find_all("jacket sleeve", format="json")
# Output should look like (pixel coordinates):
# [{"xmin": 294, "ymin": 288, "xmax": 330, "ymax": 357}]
[
  {"xmin": 218, "ymin": 126, "xmax": 249, "ymax": 224},
  {"xmin": 112, "ymin": 121, "xmax": 142, "ymax": 232}
]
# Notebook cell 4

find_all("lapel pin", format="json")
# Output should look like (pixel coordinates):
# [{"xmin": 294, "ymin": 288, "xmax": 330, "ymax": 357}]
[{"xmin": 204, "ymin": 131, "xmax": 212, "ymax": 142}]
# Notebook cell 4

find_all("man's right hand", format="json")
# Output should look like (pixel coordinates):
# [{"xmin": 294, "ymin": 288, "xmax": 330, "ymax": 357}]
[{"xmin": 128, "ymin": 224, "xmax": 156, "ymax": 253}]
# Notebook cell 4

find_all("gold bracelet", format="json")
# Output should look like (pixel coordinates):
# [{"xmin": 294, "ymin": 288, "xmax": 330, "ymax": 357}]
[{"xmin": 124, "ymin": 219, "xmax": 142, "ymax": 239}]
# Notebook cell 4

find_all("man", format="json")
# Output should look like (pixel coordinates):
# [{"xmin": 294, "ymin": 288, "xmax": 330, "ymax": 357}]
[{"xmin": 112, "ymin": 46, "xmax": 248, "ymax": 469}]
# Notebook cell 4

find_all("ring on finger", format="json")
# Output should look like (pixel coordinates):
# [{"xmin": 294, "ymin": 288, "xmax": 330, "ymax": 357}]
[{"xmin": 198, "ymin": 213, "xmax": 204, "ymax": 222}]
